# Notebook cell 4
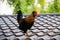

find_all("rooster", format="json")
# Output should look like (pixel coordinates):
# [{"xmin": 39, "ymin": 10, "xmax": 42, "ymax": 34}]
[{"xmin": 17, "ymin": 10, "xmax": 38, "ymax": 35}]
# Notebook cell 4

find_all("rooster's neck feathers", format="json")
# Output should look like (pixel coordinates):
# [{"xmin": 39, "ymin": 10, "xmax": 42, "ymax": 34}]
[{"xmin": 25, "ymin": 14, "xmax": 35, "ymax": 23}]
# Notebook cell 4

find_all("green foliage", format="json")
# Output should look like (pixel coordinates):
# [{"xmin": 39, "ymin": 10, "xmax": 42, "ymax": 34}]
[
  {"xmin": 54, "ymin": 0, "xmax": 59, "ymax": 12},
  {"xmin": 38, "ymin": 0, "xmax": 46, "ymax": 13},
  {"xmin": 19, "ymin": 0, "xmax": 27, "ymax": 13},
  {"xmin": 26, "ymin": 0, "xmax": 34, "ymax": 5},
  {"xmin": 7, "ymin": 0, "xmax": 18, "ymax": 6},
  {"xmin": 7, "ymin": 0, "xmax": 60, "ymax": 14},
  {"xmin": 7, "ymin": 0, "xmax": 34, "ymax": 14},
  {"xmin": 46, "ymin": 3, "xmax": 55, "ymax": 13},
  {"xmin": 46, "ymin": 0, "xmax": 60, "ymax": 13},
  {"xmin": 38, "ymin": 0, "xmax": 45, "ymax": 6},
  {"xmin": 58, "ymin": 4, "xmax": 60, "ymax": 12}
]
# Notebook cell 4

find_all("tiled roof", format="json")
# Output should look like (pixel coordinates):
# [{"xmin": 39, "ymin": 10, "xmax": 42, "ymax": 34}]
[{"xmin": 0, "ymin": 14, "xmax": 60, "ymax": 40}]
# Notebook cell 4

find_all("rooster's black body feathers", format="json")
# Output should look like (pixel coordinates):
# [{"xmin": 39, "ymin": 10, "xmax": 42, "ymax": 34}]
[{"xmin": 17, "ymin": 10, "xmax": 34, "ymax": 33}]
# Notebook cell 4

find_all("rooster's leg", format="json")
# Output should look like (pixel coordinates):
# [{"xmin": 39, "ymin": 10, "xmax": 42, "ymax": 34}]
[{"xmin": 25, "ymin": 31, "xmax": 28, "ymax": 36}]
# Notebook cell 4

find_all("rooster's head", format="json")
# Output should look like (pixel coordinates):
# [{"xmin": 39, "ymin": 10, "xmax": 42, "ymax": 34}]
[{"xmin": 32, "ymin": 11, "xmax": 38, "ymax": 17}]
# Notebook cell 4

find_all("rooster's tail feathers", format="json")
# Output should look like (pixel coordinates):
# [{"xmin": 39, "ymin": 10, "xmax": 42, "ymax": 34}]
[
  {"xmin": 17, "ymin": 10, "xmax": 23, "ymax": 18},
  {"xmin": 17, "ymin": 10, "xmax": 23, "ymax": 23}
]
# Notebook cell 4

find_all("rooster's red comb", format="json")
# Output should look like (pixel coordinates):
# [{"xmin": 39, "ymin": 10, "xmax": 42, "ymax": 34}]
[{"xmin": 32, "ymin": 11, "xmax": 37, "ymax": 14}]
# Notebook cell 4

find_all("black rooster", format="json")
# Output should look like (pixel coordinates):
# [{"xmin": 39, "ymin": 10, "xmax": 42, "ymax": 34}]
[{"xmin": 17, "ymin": 10, "xmax": 38, "ymax": 35}]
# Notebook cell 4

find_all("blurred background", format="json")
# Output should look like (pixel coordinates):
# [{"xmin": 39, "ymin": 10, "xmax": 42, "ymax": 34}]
[{"xmin": 0, "ymin": 0, "xmax": 60, "ymax": 15}]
